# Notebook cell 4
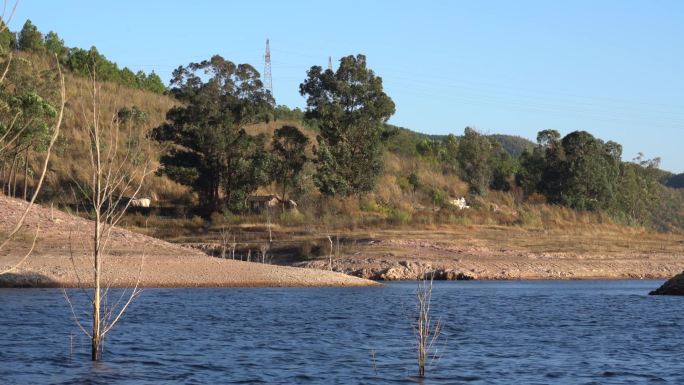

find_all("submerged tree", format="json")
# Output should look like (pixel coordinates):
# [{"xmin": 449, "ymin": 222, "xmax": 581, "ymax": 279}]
[
  {"xmin": 153, "ymin": 55, "xmax": 273, "ymax": 212},
  {"xmin": 414, "ymin": 274, "xmax": 443, "ymax": 378},
  {"xmin": 64, "ymin": 73, "xmax": 151, "ymax": 361},
  {"xmin": 300, "ymin": 54, "xmax": 395, "ymax": 196}
]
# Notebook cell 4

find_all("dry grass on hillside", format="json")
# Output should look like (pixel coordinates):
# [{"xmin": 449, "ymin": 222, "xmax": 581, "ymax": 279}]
[{"xmin": 16, "ymin": 52, "xmax": 190, "ymax": 204}]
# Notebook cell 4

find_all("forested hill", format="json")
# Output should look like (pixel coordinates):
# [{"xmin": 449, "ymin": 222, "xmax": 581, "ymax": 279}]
[
  {"xmin": 387, "ymin": 126, "xmax": 535, "ymax": 158},
  {"xmin": 0, "ymin": 19, "xmax": 681, "ymax": 233}
]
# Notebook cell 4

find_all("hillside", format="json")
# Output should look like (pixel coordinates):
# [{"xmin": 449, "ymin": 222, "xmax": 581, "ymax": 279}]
[{"xmin": 3, "ymin": 52, "xmax": 681, "ymax": 236}]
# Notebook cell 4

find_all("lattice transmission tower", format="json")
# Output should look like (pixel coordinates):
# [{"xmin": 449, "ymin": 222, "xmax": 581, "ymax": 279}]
[
  {"xmin": 263, "ymin": 39, "xmax": 273, "ymax": 97},
  {"xmin": 328, "ymin": 56, "xmax": 333, "ymax": 71}
]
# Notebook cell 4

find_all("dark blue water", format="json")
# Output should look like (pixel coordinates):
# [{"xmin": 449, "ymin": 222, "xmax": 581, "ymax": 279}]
[{"xmin": 1, "ymin": 281, "xmax": 683, "ymax": 384}]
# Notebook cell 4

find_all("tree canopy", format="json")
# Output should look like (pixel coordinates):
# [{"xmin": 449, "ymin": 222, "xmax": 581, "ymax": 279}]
[
  {"xmin": 152, "ymin": 55, "xmax": 274, "ymax": 212},
  {"xmin": 300, "ymin": 54, "xmax": 395, "ymax": 196},
  {"xmin": 270, "ymin": 125, "xmax": 309, "ymax": 201}
]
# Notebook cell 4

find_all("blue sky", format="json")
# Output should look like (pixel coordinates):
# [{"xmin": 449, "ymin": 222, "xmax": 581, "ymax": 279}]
[{"xmin": 10, "ymin": 0, "xmax": 684, "ymax": 172}]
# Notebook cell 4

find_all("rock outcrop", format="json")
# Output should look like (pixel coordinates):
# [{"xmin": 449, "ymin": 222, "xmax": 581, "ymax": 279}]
[
  {"xmin": 650, "ymin": 271, "xmax": 684, "ymax": 295},
  {"xmin": 301, "ymin": 259, "xmax": 475, "ymax": 281}
]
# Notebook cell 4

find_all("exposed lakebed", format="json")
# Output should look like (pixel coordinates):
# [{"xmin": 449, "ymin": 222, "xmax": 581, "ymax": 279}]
[{"xmin": 1, "ymin": 281, "xmax": 683, "ymax": 384}]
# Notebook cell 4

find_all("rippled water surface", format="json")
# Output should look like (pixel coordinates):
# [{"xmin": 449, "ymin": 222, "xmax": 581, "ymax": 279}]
[{"xmin": 1, "ymin": 281, "xmax": 684, "ymax": 384}]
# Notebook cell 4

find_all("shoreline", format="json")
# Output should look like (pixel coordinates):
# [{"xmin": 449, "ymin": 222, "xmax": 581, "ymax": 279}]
[
  {"xmin": 0, "ymin": 271, "xmax": 669, "ymax": 289},
  {"xmin": 0, "ymin": 195, "xmax": 680, "ymax": 289}
]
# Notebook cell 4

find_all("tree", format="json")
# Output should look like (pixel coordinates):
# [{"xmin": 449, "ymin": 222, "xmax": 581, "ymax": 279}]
[
  {"xmin": 141, "ymin": 71, "xmax": 165, "ymax": 94},
  {"xmin": 9, "ymin": 92, "xmax": 57, "ymax": 200},
  {"xmin": 300, "ymin": 54, "xmax": 395, "ymax": 196},
  {"xmin": 456, "ymin": 127, "xmax": 494, "ymax": 196},
  {"xmin": 490, "ymin": 151, "xmax": 519, "ymax": 191},
  {"xmin": 64, "ymin": 76, "xmax": 150, "ymax": 361},
  {"xmin": 270, "ymin": 125, "xmax": 309, "ymax": 201},
  {"xmin": 66, "ymin": 46, "xmax": 120, "ymax": 82},
  {"xmin": 0, "ymin": 21, "xmax": 15, "ymax": 54},
  {"xmin": 119, "ymin": 67, "xmax": 138, "ymax": 89},
  {"xmin": 44, "ymin": 31, "xmax": 66, "ymax": 58},
  {"xmin": 557, "ymin": 131, "xmax": 620, "ymax": 211},
  {"xmin": 518, "ymin": 129, "xmax": 622, "ymax": 211},
  {"xmin": 153, "ymin": 55, "xmax": 273, "ymax": 212},
  {"xmin": 0, "ymin": 46, "xmax": 65, "ymax": 274},
  {"xmin": 18, "ymin": 19, "xmax": 43, "ymax": 52}
]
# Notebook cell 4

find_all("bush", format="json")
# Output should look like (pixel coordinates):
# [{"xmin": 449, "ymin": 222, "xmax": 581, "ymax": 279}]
[
  {"xmin": 430, "ymin": 187, "xmax": 449, "ymax": 207},
  {"xmin": 279, "ymin": 210, "xmax": 305, "ymax": 226},
  {"xmin": 388, "ymin": 209, "xmax": 412, "ymax": 225}
]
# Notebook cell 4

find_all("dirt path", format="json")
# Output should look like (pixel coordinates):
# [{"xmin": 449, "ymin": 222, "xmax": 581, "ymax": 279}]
[{"xmin": 0, "ymin": 195, "xmax": 376, "ymax": 288}]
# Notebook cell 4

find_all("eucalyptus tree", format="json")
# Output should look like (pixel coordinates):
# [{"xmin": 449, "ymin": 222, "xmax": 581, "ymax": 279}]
[
  {"xmin": 300, "ymin": 54, "xmax": 395, "ymax": 196},
  {"xmin": 153, "ymin": 55, "xmax": 274, "ymax": 212},
  {"xmin": 270, "ymin": 125, "xmax": 309, "ymax": 201},
  {"xmin": 456, "ymin": 127, "xmax": 495, "ymax": 196}
]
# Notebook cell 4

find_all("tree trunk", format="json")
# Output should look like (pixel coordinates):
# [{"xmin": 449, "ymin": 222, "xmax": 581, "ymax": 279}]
[
  {"xmin": 9, "ymin": 153, "xmax": 18, "ymax": 197},
  {"xmin": 92, "ymin": 145, "xmax": 103, "ymax": 361},
  {"xmin": 1, "ymin": 161, "xmax": 6, "ymax": 193},
  {"xmin": 23, "ymin": 146, "xmax": 29, "ymax": 201}
]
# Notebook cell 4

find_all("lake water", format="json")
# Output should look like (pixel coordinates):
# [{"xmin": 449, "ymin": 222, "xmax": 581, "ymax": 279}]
[{"xmin": 1, "ymin": 281, "xmax": 683, "ymax": 384}]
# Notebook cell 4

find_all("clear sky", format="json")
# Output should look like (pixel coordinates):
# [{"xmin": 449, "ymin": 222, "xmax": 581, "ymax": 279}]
[{"xmin": 9, "ymin": 0, "xmax": 684, "ymax": 172}]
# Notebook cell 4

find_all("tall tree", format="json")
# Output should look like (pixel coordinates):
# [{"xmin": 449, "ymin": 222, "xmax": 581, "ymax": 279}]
[
  {"xmin": 457, "ymin": 127, "xmax": 494, "ymax": 196},
  {"xmin": 153, "ymin": 55, "xmax": 273, "ymax": 212},
  {"xmin": 18, "ymin": 19, "xmax": 43, "ymax": 52},
  {"xmin": 557, "ymin": 131, "xmax": 620, "ymax": 211},
  {"xmin": 44, "ymin": 31, "xmax": 66, "ymax": 58},
  {"xmin": 300, "ymin": 54, "xmax": 395, "ymax": 196},
  {"xmin": 270, "ymin": 125, "xmax": 309, "ymax": 201}
]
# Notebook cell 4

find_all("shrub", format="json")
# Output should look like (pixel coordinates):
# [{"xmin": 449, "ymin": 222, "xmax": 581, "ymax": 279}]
[{"xmin": 388, "ymin": 209, "xmax": 412, "ymax": 225}]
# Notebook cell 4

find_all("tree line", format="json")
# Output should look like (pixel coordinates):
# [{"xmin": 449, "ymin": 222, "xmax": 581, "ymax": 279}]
[
  {"xmin": 0, "ymin": 19, "xmax": 166, "ymax": 94},
  {"xmin": 2, "ymin": 21, "xmax": 675, "ymax": 230},
  {"xmin": 153, "ymin": 54, "xmax": 394, "ymax": 212},
  {"xmin": 149, "ymin": 52, "xmax": 679, "ymax": 230}
]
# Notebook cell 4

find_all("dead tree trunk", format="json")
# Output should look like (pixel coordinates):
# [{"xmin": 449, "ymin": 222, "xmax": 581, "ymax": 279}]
[
  {"xmin": 64, "ymin": 73, "xmax": 149, "ymax": 361},
  {"xmin": 414, "ymin": 275, "xmax": 443, "ymax": 378}
]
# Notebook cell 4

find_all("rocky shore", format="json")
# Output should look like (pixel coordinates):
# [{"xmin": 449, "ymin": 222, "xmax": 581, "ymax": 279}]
[{"xmin": 298, "ymin": 258, "xmax": 475, "ymax": 280}]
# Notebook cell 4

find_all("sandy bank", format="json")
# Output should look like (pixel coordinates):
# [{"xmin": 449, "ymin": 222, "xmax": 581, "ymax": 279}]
[{"xmin": 0, "ymin": 195, "xmax": 376, "ymax": 288}]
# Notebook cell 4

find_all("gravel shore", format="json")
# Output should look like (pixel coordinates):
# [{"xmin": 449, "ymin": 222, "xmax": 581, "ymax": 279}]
[{"xmin": 0, "ymin": 195, "xmax": 376, "ymax": 288}]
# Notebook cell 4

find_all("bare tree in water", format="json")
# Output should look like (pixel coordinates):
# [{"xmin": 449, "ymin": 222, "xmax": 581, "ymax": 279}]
[
  {"xmin": 414, "ymin": 274, "xmax": 443, "ymax": 377},
  {"xmin": 64, "ymin": 72, "xmax": 151, "ymax": 361},
  {"xmin": 0, "ymin": 0, "xmax": 66, "ymax": 275}
]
